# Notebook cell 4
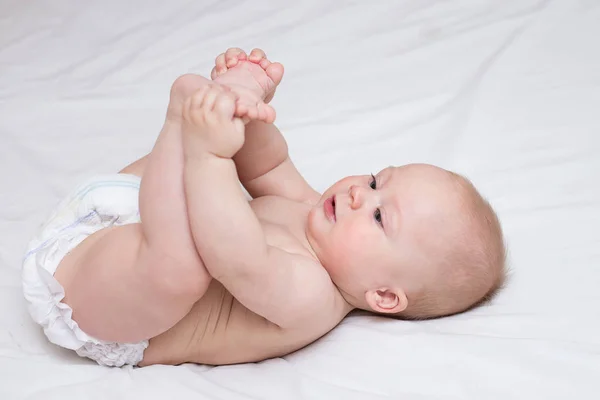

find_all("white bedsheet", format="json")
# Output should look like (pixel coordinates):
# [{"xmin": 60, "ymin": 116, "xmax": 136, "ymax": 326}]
[{"xmin": 1, "ymin": 0, "xmax": 599, "ymax": 398}]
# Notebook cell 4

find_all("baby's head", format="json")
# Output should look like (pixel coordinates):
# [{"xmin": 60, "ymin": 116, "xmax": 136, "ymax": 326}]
[{"xmin": 306, "ymin": 163, "xmax": 506, "ymax": 319}]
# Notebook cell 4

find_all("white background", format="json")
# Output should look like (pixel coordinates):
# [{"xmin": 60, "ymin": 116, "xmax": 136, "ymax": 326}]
[{"xmin": 1, "ymin": 1, "xmax": 599, "ymax": 399}]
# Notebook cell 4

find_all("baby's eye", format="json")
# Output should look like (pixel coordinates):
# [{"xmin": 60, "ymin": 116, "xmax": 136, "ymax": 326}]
[
  {"xmin": 374, "ymin": 209, "xmax": 383, "ymax": 226},
  {"xmin": 369, "ymin": 174, "xmax": 377, "ymax": 190}
]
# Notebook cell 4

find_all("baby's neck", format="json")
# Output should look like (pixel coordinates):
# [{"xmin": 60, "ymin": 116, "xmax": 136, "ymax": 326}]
[{"xmin": 336, "ymin": 286, "xmax": 360, "ymax": 312}]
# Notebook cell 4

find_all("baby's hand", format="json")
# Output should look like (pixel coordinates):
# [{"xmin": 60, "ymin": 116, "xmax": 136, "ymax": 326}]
[{"xmin": 182, "ymin": 84, "xmax": 245, "ymax": 159}]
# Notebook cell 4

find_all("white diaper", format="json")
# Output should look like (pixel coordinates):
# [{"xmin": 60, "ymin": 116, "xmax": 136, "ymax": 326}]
[{"xmin": 22, "ymin": 174, "xmax": 149, "ymax": 367}]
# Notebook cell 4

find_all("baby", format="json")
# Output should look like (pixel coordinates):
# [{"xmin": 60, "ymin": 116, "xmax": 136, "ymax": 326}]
[{"xmin": 22, "ymin": 48, "xmax": 506, "ymax": 367}]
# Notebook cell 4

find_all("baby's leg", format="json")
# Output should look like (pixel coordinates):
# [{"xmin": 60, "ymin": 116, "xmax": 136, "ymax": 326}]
[{"xmin": 56, "ymin": 75, "xmax": 214, "ymax": 344}]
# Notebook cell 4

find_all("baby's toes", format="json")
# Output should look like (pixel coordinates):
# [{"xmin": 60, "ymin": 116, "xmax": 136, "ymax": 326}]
[
  {"xmin": 225, "ymin": 47, "xmax": 247, "ymax": 68},
  {"xmin": 265, "ymin": 62, "xmax": 284, "ymax": 86},
  {"xmin": 214, "ymin": 53, "xmax": 227, "ymax": 76},
  {"xmin": 248, "ymin": 48, "xmax": 267, "ymax": 63}
]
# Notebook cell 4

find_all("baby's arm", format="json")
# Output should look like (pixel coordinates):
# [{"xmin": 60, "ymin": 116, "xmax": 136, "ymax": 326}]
[
  {"xmin": 210, "ymin": 49, "xmax": 320, "ymax": 205},
  {"xmin": 183, "ymin": 86, "xmax": 337, "ymax": 329},
  {"xmin": 234, "ymin": 120, "xmax": 320, "ymax": 205},
  {"xmin": 122, "ymin": 49, "xmax": 320, "ymax": 207}
]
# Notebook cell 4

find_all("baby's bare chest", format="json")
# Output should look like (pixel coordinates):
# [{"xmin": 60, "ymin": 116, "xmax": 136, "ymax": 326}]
[{"xmin": 249, "ymin": 196, "xmax": 312, "ymax": 255}]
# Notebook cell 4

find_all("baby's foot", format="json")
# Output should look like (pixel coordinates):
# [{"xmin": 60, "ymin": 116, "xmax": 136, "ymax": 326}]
[
  {"xmin": 182, "ymin": 85, "xmax": 245, "ymax": 159},
  {"xmin": 211, "ymin": 48, "xmax": 284, "ymax": 123},
  {"xmin": 211, "ymin": 48, "xmax": 284, "ymax": 103}
]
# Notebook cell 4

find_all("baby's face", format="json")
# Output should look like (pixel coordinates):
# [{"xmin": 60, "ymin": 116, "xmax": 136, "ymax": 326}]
[{"xmin": 306, "ymin": 164, "xmax": 458, "ymax": 301}]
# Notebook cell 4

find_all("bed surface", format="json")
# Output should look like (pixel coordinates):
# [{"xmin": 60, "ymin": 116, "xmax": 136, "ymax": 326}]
[{"xmin": 1, "ymin": 0, "xmax": 599, "ymax": 398}]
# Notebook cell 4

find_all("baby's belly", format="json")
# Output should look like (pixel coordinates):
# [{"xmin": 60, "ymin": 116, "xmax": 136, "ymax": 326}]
[{"xmin": 139, "ymin": 281, "xmax": 320, "ymax": 366}]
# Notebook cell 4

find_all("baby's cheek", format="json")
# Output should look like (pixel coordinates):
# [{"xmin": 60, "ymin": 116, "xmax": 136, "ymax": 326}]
[{"xmin": 332, "ymin": 221, "xmax": 368, "ymax": 261}]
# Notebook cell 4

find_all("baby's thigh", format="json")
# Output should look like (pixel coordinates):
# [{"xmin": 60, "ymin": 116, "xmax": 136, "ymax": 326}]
[
  {"xmin": 57, "ymin": 223, "xmax": 210, "ymax": 343},
  {"xmin": 23, "ymin": 174, "xmax": 212, "ymax": 367}
]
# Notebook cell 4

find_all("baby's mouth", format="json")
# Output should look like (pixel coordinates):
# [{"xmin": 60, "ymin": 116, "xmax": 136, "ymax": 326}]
[
  {"xmin": 332, "ymin": 196, "xmax": 336, "ymax": 217},
  {"xmin": 324, "ymin": 195, "xmax": 337, "ymax": 222}
]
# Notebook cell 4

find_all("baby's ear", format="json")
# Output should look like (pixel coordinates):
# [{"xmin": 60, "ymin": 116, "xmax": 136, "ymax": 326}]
[{"xmin": 365, "ymin": 288, "xmax": 408, "ymax": 314}]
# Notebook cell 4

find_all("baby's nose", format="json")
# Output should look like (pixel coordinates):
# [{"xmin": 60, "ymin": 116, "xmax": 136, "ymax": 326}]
[{"xmin": 349, "ymin": 185, "xmax": 364, "ymax": 210}]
